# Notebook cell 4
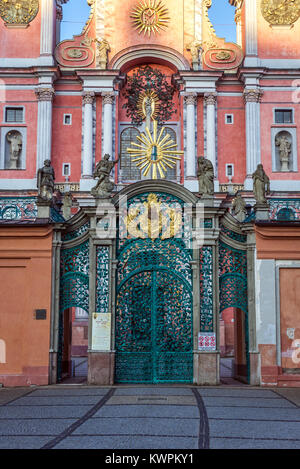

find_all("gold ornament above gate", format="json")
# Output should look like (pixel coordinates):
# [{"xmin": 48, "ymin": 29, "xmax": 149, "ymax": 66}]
[
  {"xmin": 137, "ymin": 90, "xmax": 159, "ymax": 121},
  {"xmin": 131, "ymin": 0, "xmax": 170, "ymax": 37},
  {"xmin": 0, "ymin": 0, "xmax": 39, "ymax": 26},
  {"xmin": 261, "ymin": 0, "xmax": 300, "ymax": 26},
  {"xmin": 125, "ymin": 193, "xmax": 182, "ymax": 240},
  {"xmin": 127, "ymin": 120, "xmax": 183, "ymax": 180}
]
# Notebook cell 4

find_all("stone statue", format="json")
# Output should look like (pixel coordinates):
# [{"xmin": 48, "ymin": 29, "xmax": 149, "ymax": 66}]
[
  {"xmin": 197, "ymin": 158, "xmax": 214, "ymax": 196},
  {"xmin": 252, "ymin": 164, "xmax": 270, "ymax": 204},
  {"xmin": 91, "ymin": 154, "xmax": 119, "ymax": 198},
  {"xmin": 62, "ymin": 193, "xmax": 73, "ymax": 220},
  {"xmin": 6, "ymin": 130, "xmax": 22, "ymax": 169},
  {"xmin": 95, "ymin": 38, "xmax": 110, "ymax": 69},
  {"xmin": 186, "ymin": 39, "xmax": 202, "ymax": 70},
  {"xmin": 232, "ymin": 193, "xmax": 247, "ymax": 222},
  {"xmin": 276, "ymin": 135, "xmax": 291, "ymax": 172},
  {"xmin": 37, "ymin": 159, "xmax": 55, "ymax": 202}
]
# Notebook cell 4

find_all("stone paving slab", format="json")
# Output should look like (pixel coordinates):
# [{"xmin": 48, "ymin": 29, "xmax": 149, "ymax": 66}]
[
  {"xmin": 0, "ymin": 388, "xmax": 34, "ymax": 406},
  {"xmin": 0, "ymin": 436, "xmax": 52, "ymax": 449},
  {"xmin": 198, "ymin": 388, "xmax": 280, "ymax": 399},
  {"xmin": 202, "ymin": 396, "xmax": 296, "ymax": 408},
  {"xmin": 0, "ymin": 418, "xmax": 77, "ymax": 435},
  {"xmin": 106, "ymin": 396, "xmax": 196, "ymax": 406},
  {"xmin": 0, "ymin": 405, "xmax": 93, "ymax": 419},
  {"xmin": 30, "ymin": 387, "xmax": 110, "ymax": 397},
  {"xmin": 274, "ymin": 389, "xmax": 300, "ymax": 407},
  {"xmin": 209, "ymin": 419, "xmax": 300, "ymax": 440},
  {"xmin": 210, "ymin": 438, "xmax": 300, "ymax": 450},
  {"xmin": 206, "ymin": 406, "xmax": 300, "ymax": 421},
  {"xmin": 93, "ymin": 404, "xmax": 198, "ymax": 419},
  {"xmin": 73, "ymin": 417, "xmax": 199, "ymax": 437},
  {"xmin": 114, "ymin": 387, "xmax": 194, "ymax": 396},
  {"xmin": 7, "ymin": 396, "xmax": 101, "ymax": 406},
  {"xmin": 54, "ymin": 435, "xmax": 199, "ymax": 449}
]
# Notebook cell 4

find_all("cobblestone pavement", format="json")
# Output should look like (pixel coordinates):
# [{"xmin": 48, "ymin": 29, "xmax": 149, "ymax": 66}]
[{"xmin": 0, "ymin": 386, "xmax": 299, "ymax": 449}]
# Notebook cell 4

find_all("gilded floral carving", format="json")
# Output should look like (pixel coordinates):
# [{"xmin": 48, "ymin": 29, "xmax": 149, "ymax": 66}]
[
  {"xmin": 0, "ymin": 0, "xmax": 39, "ymax": 25},
  {"xmin": 261, "ymin": 0, "xmax": 300, "ymax": 26}
]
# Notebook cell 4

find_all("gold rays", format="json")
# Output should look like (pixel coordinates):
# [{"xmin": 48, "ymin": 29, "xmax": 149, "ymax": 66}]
[
  {"xmin": 137, "ymin": 90, "xmax": 159, "ymax": 121},
  {"xmin": 127, "ymin": 120, "xmax": 183, "ymax": 180},
  {"xmin": 131, "ymin": 0, "xmax": 170, "ymax": 37}
]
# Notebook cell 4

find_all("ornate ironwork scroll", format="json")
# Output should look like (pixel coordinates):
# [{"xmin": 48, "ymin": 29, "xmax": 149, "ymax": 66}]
[
  {"xmin": 96, "ymin": 246, "xmax": 110, "ymax": 313},
  {"xmin": 200, "ymin": 246, "xmax": 213, "ymax": 332},
  {"xmin": 0, "ymin": 197, "xmax": 37, "ymax": 220}
]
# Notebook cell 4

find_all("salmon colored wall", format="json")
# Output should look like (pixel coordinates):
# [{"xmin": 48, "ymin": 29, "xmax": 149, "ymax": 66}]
[
  {"xmin": 260, "ymin": 91, "xmax": 300, "ymax": 180},
  {"xmin": 255, "ymin": 225, "xmax": 300, "ymax": 260},
  {"xmin": 0, "ymin": 89, "xmax": 38, "ymax": 179},
  {"xmin": 0, "ymin": 226, "xmax": 53, "ymax": 387},
  {"xmin": 0, "ymin": 9, "xmax": 41, "ymax": 58},
  {"xmin": 103, "ymin": 0, "xmax": 194, "ymax": 64},
  {"xmin": 279, "ymin": 268, "xmax": 300, "ymax": 371},
  {"xmin": 217, "ymin": 95, "xmax": 246, "ymax": 183},
  {"xmin": 52, "ymin": 94, "xmax": 83, "ymax": 183},
  {"xmin": 257, "ymin": 3, "xmax": 300, "ymax": 59}
]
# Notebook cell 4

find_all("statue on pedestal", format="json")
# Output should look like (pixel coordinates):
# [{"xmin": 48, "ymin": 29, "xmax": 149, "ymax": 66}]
[
  {"xmin": 252, "ymin": 164, "xmax": 270, "ymax": 205},
  {"xmin": 6, "ymin": 131, "xmax": 22, "ymax": 169},
  {"xmin": 276, "ymin": 135, "xmax": 291, "ymax": 172},
  {"xmin": 197, "ymin": 158, "xmax": 214, "ymax": 196},
  {"xmin": 91, "ymin": 154, "xmax": 119, "ymax": 198},
  {"xmin": 37, "ymin": 160, "xmax": 55, "ymax": 202},
  {"xmin": 186, "ymin": 39, "xmax": 202, "ymax": 70},
  {"xmin": 95, "ymin": 38, "xmax": 110, "ymax": 69},
  {"xmin": 232, "ymin": 193, "xmax": 247, "ymax": 222}
]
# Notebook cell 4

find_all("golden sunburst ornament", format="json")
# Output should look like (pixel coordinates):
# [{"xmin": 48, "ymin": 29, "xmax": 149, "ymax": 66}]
[
  {"xmin": 131, "ymin": 0, "xmax": 170, "ymax": 37},
  {"xmin": 127, "ymin": 120, "xmax": 183, "ymax": 180},
  {"xmin": 137, "ymin": 90, "xmax": 159, "ymax": 121}
]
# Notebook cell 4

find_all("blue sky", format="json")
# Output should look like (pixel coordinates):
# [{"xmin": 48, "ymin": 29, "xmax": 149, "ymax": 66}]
[{"xmin": 60, "ymin": 0, "xmax": 236, "ymax": 43}]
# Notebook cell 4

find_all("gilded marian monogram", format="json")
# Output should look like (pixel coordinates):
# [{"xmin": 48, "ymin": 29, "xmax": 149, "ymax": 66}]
[
  {"xmin": 0, "ymin": 0, "xmax": 39, "ymax": 25},
  {"xmin": 261, "ymin": 0, "xmax": 300, "ymax": 26},
  {"xmin": 131, "ymin": 0, "xmax": 170, "ymax": 37}
]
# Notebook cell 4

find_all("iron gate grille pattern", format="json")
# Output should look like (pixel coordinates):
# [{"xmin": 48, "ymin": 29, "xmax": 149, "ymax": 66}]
[{"xmin": 116, "ymin": 192, "xmax": 193, "ymax": 384}]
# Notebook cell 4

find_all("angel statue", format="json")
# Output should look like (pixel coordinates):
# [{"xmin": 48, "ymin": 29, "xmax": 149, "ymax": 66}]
[
  {"xmin": 91, "ymin": 154, "xmax": 119, "ymax": 198},
  {"xmin": 37, "ymin": 160, "xmax": 55, "ymax": 202}
]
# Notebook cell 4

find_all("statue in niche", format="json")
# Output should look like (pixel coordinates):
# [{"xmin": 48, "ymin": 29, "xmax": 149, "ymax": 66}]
[
  {"xmin": 197, "ymin": 157, "xmax": 214, "ymax": 196},
  {"xmin": 6, "ymin": 131, "xmax": 22, "ymax": 169},
  {"xmin": 95, "ymin": 38, "xmax": 110, "ymax": 69},
  {"xmin": 252, "ymin": 164, "xmax": 270, "ymax": 205},
  {"xmin": 232, "ymin": 193, "xmax": 247, "ymax": 222},
  {"xmin": 186, "ymin": 39, "xmax": 202, "ymax": 70},
  {"xmin": 91, "ymin": 154, "xmax": 119, "ymax": 198},
  {"xmin": 276, "ymin": 134, "xmax": 291, "ymax": 172},
  {"xmin": 37, "ymin": 159, "xmax": 55, "ymax": 202}
]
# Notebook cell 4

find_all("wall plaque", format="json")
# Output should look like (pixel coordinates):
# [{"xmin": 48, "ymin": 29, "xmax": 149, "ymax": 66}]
[{"xmin": 91, "ymin": 313, "xmax": 111, "ymax": 351}]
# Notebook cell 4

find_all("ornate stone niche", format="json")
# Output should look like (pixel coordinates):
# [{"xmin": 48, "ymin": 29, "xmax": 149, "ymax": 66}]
[
  {"xmin": 0, "ymin": 127, "xmax": 26, "ymax": 170},
  {"xmin": 272, "ymin": 129, "xmax": 297, "ymax": 173}
]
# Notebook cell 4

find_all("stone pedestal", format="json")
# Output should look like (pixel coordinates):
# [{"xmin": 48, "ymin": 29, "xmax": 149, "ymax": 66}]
[
  {"xmin": 249, "ymin": 351, "xmax": 260, "ymax": 386},
  {"xmin": 37, "ymin": 200, "xmax": 51, "ymax": 219},
  {"xmin": 200, "ymin": 195, "xmax": 214, "ymax": 207},
  {"xmin": 88, "ymin": 352, "xmax": 115, "ymax": 385},
  {"xmin": 194, "ymin": 352, "xmax": 220, "ymax": 385},
  {"xmin": 254, "ymin": 203, "xmax": 270, "ymax": 221}
]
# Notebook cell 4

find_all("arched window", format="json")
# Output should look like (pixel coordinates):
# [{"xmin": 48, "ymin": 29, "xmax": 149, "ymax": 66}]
[
  {"xmin": 120, "ymin": 127, "xmax": 142, "ymax": 182},
  {"xmin": 157, "ymin": 126, "xmax": 178, "ymax": 181}
]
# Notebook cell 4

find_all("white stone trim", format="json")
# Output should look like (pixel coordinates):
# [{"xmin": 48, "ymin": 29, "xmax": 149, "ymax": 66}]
[
  {"xmin": 2, "ymin": 105, "xmax": 25, "ymax": 124},
  {"xmin": 244, "ymin": 57, "xmax": 300, "ymax": 69},
  {"xmin": 245, "ymin": 0, "xmax": 258, "ymax": 56},
  {"xmin": 40, "ymin": 0, "xmax": 55, "ymax": 56},
  {"xmin": 0, "ymin": 178, "xmax": 36, "ymax": 190},
  {"xmin": 0, "ymin": 57, "xmax": 54, "ymax": 67},
  {"xmin": 36, "ymin": 98, "xmax": 53, "ymax": 169},
  {"xmin": 255, "ymin": 258, "xmax": 276, "ymax": 346},
  {"xmin": 270, "ymin": 180, "xmax": 300, "ymax": 191}
]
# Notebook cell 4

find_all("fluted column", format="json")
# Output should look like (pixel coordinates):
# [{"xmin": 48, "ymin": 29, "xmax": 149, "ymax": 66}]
[
  {"xmin": 102, "ymin": 92, "xmax": 115, "ymax": 157},
  {"xmin": 35, "ymin": 87, "xmax": 54, "ymax": 170},
  {"xmin": 40, "ymin": 0, "xmax": 55, "ymax": 56},
  {"xmin": 244, "ymin": 88, "xmax": 263, "ymax": 189},
  {"xmin": 185, "ymin": 93, "xmax": 197, "ymax": 178},
  {"xmin": 82, "ymin": 92, "xmax": 95, "ymax": 178},
  {"xmin": 205, "ymin": 93, "xmax": 217, "ymax": 174}
]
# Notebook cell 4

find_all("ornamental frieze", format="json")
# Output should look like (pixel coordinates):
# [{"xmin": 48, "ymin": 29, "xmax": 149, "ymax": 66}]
[
  {"xmin": 0, "ymin": 0, "xmax": 39, "ymax": 26},
  {"xmin": 261, "ymin": 0, "xmax": 300, "ymax": 26}
]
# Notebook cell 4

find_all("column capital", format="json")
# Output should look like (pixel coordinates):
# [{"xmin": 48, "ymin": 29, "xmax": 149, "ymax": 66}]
[
  {"xmin": 82, "ymin": 91, "xmax": 95, "ymax": 105},
  {"xmin": 184, "ymin": 93, "xmax": 197, "ymax": 106},
  {"xmin": 102, "ymin": 92, "xmax": 115, "ymax": 105},
  {"xmin": 243, "ymin": 88, "xmax": 263, "ymax": 103},
  {"xmin": 204, "ymin": 92, "xmax": 217, "ymax": 105},
  {"xmin": 35, "ymin": 87, "xmax": 55, "ymax": 102}
]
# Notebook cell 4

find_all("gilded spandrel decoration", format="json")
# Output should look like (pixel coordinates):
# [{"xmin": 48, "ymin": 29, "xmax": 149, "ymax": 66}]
[
  {"xmin": 0, "ymin": 0, "xmax": 39, "ymax": 25},
  {"xmin": 131, "ymin": 0, "xmax": 170, "ymax": 37},
  {"xmin": 127, "ymin": 120, "xmax": 183, "ymax": 180},
  {"xmin": 261, "ymin": 0, "xmax": 300, "ymax": 26}
]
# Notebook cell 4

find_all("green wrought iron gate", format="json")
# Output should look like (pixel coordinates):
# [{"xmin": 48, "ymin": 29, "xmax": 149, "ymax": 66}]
[{"xmin": 115, "ymin": 192, "xmax": 194, "ymax": 384}]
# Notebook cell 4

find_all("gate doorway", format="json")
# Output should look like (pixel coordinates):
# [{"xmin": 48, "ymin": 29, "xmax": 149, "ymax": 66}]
[{"xmin": 115, "ymin": 267, "xmax": 193, "ymax": 383}]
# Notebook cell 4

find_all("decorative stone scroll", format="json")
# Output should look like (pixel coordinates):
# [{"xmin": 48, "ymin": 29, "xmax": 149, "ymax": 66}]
[{"xmin": 55, "ymin": 34, "xmax": 95, "ymax": 69}]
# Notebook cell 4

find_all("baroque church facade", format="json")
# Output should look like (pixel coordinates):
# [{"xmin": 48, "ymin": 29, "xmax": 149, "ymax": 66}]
[{"xmin": 0, "ymin": 0, "xmax": 300, "ymax": 387}]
